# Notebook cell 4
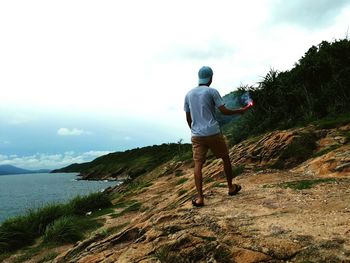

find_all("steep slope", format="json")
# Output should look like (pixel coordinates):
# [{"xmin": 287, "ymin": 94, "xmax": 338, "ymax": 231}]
[{"xmin": 48, "ymin": 123, "xmax": 350, "ymax": 263}]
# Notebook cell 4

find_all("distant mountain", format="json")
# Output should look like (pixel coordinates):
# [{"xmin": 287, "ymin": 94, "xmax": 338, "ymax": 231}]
[{"xmin": 0, "ymin": 165, "xmax": 51, "ymax": 175}]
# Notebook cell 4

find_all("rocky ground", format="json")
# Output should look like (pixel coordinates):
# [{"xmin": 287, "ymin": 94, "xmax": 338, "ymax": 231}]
[{"xmin": 5, "ymin": 124, "xmax": 350, "ymax": 263}]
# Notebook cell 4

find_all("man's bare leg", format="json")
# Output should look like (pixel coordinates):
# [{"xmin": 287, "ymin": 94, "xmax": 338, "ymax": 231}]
[
  {"xmin": 193, "ymin": 161, "xmax": 204, "ymax": 204},
  {"xmin": 222, "ymin": 155, "xmax": 236, "ymax": 193}
]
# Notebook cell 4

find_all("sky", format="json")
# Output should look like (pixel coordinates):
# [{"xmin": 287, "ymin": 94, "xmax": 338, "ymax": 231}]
[{"xmin": 0, "ymin": 0, "xmax": 349, "ymax": 170}]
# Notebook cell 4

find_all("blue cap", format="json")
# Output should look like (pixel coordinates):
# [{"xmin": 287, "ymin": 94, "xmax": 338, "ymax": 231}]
[{"xmin": 198, "ymin": 66, "xmax": 213, "ymax": 85}]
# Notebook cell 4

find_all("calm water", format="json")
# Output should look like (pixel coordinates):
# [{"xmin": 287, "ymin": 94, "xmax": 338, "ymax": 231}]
[{"xmin": 0, "ymin": 173, "xmax": 121, "ymax": 223}]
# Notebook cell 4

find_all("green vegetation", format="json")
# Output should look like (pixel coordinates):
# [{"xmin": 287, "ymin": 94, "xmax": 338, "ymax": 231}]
[
  {"xmin": 313, "ymin": 144, "xmax": 341, "ymax": 157},
  {"xmin": 204, "ymin": 177, "xmax": 215, "ymax": 183},
  {"xmin": 175, "ymin": 178, "xmax": 189, "ymax": 185},
  {"xmin": 0, "ymin": 192, "xmax": 111, "ymax": 253},
  {"xmin": 272, "ymin": 132, "xmax": 317, "ymax": 169},
  {"xmin": 52, "ymin": 143, "xmax": 192, "ymax": 180},
  {"xmin": 213, "ymin": 182, "xmax": 227, "ymax": 188},
  {"xmin": 174, "ymin": 170, "xmax": 184, "ymax": 177},
  {"xmin": 98, "ymin": 223, "xmax": 129, "ymax": 238},
  {"xmin": 177, "ymin": 189, "xmax": 188, "ymax": 196},
  {"xmin": 226, "ymin": 39, "xmax": 350, "ymax": 145},
  {"xmin": 111, "ymin": 201, "xmax": 142, "ymax": 218},
  {"xmin": 43, "ymin": 216, "xmax": 83, "ymax": 244},
  {"xmin": 279, "ymin": 178, "xmax": 337, "ymax": 190},
  {"xmin": 37, "ymin": 251, "xmax": 59, "ymax": 263},
  {"xmin": 313, "ymin": 112, "xmax": 350, "ymax": 129},
  {"xmin": 232, "ymin": 165, "xmax": 245, "ymax": 177},
  {"xmin": 12, "ymin": 245, "xmax": 45, "ymax": 263}
]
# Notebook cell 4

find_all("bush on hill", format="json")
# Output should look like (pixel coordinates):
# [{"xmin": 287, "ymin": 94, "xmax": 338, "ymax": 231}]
[{"xmin": 227, "ymin": 38, "xmax": 350, "ymax": 144}]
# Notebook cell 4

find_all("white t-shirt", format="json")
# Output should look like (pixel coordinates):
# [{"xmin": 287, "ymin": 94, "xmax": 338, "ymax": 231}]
[{"xmin": 184, "ymin": 86, "xmax": 224, "ymax": 136}]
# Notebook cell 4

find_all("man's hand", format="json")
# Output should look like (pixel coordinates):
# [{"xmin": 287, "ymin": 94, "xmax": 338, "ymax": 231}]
[
  {"xmin": 242, "ymin": 102, "xmax": 253, "ymax": 112},
  {"xmin": 218, "ymin": 103, "xmax": 253, "ymax": 116},
  {"xmin": 186, "ymin": 112, "xmax": 192, "ymax": 128}
]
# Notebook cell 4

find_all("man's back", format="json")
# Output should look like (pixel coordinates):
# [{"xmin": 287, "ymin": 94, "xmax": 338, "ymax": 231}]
[{"xmin": 184, "ymin": 85, "xmax": 224, "ymax": 136}]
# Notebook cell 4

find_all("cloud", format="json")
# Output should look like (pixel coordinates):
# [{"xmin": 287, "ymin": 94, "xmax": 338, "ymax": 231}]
[
  {"xmin": 8, "ymin": 114, "xmax": 34, "ymax": 125},
  {"xmin": 158, "ymin": 39, "xmax": 235, "ymax": 61},
  {"xmin": 57, "ymin": 128, "xmax": 92, "ymax": 136},
  {"xmin": 269, "ymin": 0, "xmax": 350, "ymax": 29},
  {"xmin": 0, "ymin": 140, "xmax": 10, "ymax": 145},
  {"xmin": 0, "ymin": 150, "xmax": 113, "ymax": 170}
]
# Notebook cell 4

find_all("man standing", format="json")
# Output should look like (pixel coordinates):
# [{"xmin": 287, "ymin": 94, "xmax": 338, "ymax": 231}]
[{"xmin": 184, "ymin": 66, "xmax": 252, "ymax": 207}]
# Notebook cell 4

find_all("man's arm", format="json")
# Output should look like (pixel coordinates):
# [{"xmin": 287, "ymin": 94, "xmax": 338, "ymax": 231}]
[
  {"xmin": 218, "ymin": 104, "xmax": 252, "ymax": 116},
  {"xmin": 186, "ymin": 112, "xmax": 192, "ymax": 128}
]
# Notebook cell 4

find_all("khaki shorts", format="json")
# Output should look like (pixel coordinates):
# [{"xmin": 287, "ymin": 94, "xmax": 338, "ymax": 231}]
[{"xmin": 191, "ymin": 133, "xmax": 229, "ymax": 163}]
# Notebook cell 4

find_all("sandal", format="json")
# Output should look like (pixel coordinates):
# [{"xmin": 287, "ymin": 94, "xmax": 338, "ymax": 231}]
[{"xmin": 228, "ymin": 184, "xmax": 242, "ymax": 196}]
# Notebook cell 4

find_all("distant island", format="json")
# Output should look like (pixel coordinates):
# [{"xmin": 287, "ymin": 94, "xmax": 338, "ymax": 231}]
[{"xmin": 0, "ymin": 165, "xmax": 51, "ymax": 175}]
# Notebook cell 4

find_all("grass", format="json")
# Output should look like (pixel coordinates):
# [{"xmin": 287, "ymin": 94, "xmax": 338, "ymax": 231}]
[
  {"xmin": 177, "ymin": 189, "xmax": 188, "ymax": 196},
  {"xmin": 110, "ymin": 201, "xmax": 142, "ymax": 218},
  {"xmin": 232, "ymin": 165, "xmax": 245, "ymax": 177},
  {"xmin": 12, "ymin": 245, "xmax": 45, "ymax": 263},
  {"xmin": 204, "ymin": 177, "xmax": 215, "ymax": 183},
  {"xmin": 213, "ymin": 182, "xmax": 227, "ymax": 188},
  {"xmin": 272, "ymin": 132, "xmax": 317, "ymax": 169},
  {"xmin": 43, "ymin": 216, "xmax": 83, "ymax": 244},
  {"xmin": 174, "ymin": 170, "xmax": 183, "ymax": 177},
  {"xmin": 279, "ymin": 178, "xmax": 337, "ymax": 190},
  {"xmin": 90, "ymin": 208, "xmax": 115, "ymax": 218},
  {"xmin": 112, "ymin": 199, "xmax": 139, "ymax": 209},
  {"xmin": 175, "ymin": 178, "xmax": 188, "ymax": 185},
  {"xmin": 0, "ymin": 192, "xmax": 111, "ymax": 253},
  {"xmin": 174, "ymin": 148, "xmax": 193, "ymax": 162},
  {"xmin": 124, "ymin": 180, "xmax": 153, "ymax": 193},
  {"xmin": 312, "ymin": 144, "xmax": 341, "ymax": 157},
  {"xmin": 98, "ymin": 223, "xmax": 129, "ymax": 238},
  {"xmin": 69, "ymin": 192, "xmax": 112, "ymax": 215},
  {"xmin": 154, "ymin": 246, "xmax": 175, "ymax": 263},
  {"xmin": 37, "ymin": 251, "xmax": 59, "ymax": 263},
  {"xmin": 313, "ymin": 112, "xmax": 350, "ymax": 129}
]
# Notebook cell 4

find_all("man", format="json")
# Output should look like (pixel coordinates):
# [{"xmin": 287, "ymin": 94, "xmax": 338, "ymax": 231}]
[{"xmin": 184, "ymin": 66, "xmax": 252, "ymax": 207}]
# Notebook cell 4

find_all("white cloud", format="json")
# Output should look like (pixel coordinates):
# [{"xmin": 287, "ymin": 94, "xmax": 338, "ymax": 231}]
[
  {"xmin": 8, "ymin": 114, "xmax": 34, "ymax": 125},
  {"xmin": 0, "ymin": 140, "xmax": 10, "ymax": 145},
  {"xmin": 57, "ymin": 128, "xmax": 92, "ymax": 136},
  {"xmin": 0, "ymin": 150, "xmax": 113, "ymax": 170}
]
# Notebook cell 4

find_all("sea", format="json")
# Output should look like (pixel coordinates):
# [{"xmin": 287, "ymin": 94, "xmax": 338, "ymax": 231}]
[{"xmin": 0, "ymin": 172, "xmax": 121, "ymax": 223}]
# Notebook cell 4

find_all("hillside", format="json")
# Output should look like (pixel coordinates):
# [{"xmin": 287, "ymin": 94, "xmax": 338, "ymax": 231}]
[
  {"xmin": 2, "ymin": 120, "xmax": 349, "ymax": 263},
  {"xmin": 52, "ymin": 143, "xmax": 192, "ymax": 180},
  {"xmin": 0, "ymin": 165, "xmax": 51, "ymax": 175}
]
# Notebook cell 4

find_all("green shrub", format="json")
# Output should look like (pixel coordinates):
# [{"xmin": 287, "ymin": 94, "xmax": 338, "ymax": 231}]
[
  {"xmin": 43, "ymin": 216, "xmax": 82, "ymax": 244},
  {"xmin": 69, "ymin": 192, "xmax": 111, "ymax": 216},
  {"xmin": 175, "ymin": 178, "xmax": 188, "ymax": 185},
  {"xmin": 313, "ymin": 113, "xmax": 350, "ymax": 129},
  {"xmin": 232, "ymin": 165, "xmax": 245, "ymax": 177},
  {"xmin": 0, "ymin": 216, "xmax": 34, "ymax": 252},
  {"xmin": 279, "ymin": 178, "xmax": 337, "ymax": 190},
  {"xmin": 27, "ymin": 203, "xmax": 69, "ymax": 235},
  {"xmin": 272, "ymin": 132, "xmax": 317, "ymax": 169},
  {"xmin": 312, "ymin": 144, "xmax": 340, "ymax": 157},
  {"xmin": 37, "ymin": 251, "xmax": 59, "ymax": 263},
  {"xmin": 111, "ymin": 202, "xmax": 142, "ymax": 218},
  {"xmin": 0, "ymin": 191, "xmax": 112, "ymax": 252}
]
